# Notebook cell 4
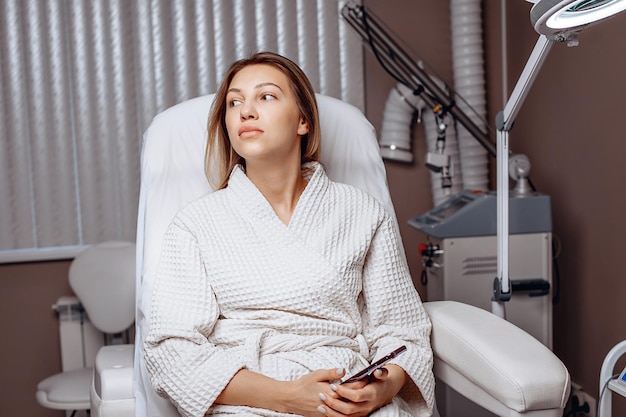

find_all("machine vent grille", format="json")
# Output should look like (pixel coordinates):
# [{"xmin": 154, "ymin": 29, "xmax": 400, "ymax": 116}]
[{"xmin": 462, "ymin": 256, "xmax": 497, "ymax": 276}]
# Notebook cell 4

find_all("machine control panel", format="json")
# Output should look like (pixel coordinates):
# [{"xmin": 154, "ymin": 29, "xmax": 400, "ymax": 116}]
[{"xmin": 409, "ymin": 190, "xmax": 552, "ymax": 239}]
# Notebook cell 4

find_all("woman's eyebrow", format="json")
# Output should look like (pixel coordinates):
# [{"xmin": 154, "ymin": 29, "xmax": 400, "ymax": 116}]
[
  {"xmin": 254, "ymin": 82, "xmax": 283, "ymax": 91},
  {"xmin": 227, "ymin": 82, "xmax": 283, "ymax": 94}
]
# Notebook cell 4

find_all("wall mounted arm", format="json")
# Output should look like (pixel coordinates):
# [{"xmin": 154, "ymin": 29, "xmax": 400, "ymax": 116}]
[{"xmin": 341, "ymin": 3, "xmax": 496, "ymax": 157}]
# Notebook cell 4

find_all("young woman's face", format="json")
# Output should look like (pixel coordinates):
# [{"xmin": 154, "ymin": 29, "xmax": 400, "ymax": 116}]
[{"xmin": 225, "ymin": 64, "xmax": 309, "ymax": 166}]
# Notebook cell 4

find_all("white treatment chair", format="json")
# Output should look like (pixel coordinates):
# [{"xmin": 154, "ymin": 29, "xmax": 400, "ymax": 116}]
[
  {"xmin": 91, "ymin": 94, "xmax": 571, "ymax": 417},
  {"xmin": 37, "ymin": 241, "xmax": 135, "ymax": 417}
]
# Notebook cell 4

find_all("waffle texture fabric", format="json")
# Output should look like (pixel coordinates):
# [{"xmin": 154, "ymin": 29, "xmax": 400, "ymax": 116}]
[{"xmin": 144, "ymin": 162, "xmax": 435, "ymax": 417}]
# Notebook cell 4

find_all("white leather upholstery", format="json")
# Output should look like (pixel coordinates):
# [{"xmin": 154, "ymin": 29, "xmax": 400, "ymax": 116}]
[
  {"xmin": 134, "ymin": 96, "xmax": 216, "ymax": 417},
  {"xmin": 91, "ymin": 94, "xmax": 571, "ymax": 417},
  {"xmin": 425, "ymin": 301, "xmax": 570, "ymax": 416}
]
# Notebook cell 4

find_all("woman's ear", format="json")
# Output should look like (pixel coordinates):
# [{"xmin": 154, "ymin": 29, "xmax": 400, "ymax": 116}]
[{"xmin": 297, "ymin": 118, "xmax": 309, "ymax": 136}]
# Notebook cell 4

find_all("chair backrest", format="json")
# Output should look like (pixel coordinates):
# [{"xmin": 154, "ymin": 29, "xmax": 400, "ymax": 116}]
[
  {"xmin": 133, "ymin": 94, "xmax": 395, "ymax": 417},
  {"xmin": 69, "ymin": 240, "xmax": 135, "ymax": 334}
]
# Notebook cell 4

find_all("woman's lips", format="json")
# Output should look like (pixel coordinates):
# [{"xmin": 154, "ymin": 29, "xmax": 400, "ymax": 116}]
[{"xmin": 238, "ymin": 126, "xmax": 263, "ymax": 138}]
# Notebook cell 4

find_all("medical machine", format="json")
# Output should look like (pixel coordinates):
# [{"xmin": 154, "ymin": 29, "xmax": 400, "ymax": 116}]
[
  {"xmin": 410, "ymin": 190, "xmax": 554, "ymax": 347},
  {"xmin": 410, "ymin": 190, "xmax": 554, "ymax": 417}
]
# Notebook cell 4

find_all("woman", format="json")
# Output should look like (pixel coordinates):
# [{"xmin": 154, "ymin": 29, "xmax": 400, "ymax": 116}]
[{"xmin": 144, "ymin": 52, "xmax": 435, "ymax": 417}]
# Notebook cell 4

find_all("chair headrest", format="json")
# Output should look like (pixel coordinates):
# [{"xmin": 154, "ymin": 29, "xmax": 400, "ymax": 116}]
[{"xmin": 70, "ymin": 241, "xmax": 136, "ymax": 334}]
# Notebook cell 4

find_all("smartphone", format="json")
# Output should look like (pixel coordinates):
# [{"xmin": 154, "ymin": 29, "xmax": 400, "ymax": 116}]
[{"xmin": 340, "ymin": 345, "xmax": 407, "ymax": 384}]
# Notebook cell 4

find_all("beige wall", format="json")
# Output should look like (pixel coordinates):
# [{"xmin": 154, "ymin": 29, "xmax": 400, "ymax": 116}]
[{"xmin": 2, "ymin": 1, "xmax": 626, "ymax": 415}]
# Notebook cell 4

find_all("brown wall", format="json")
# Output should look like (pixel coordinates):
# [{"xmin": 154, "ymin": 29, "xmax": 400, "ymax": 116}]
[
  {"xmin": 2, "ymin": 1, "xmax": 626, "ymax": 415},
  {"xmin": 496, "ymin": 1, "xmax": 626, "ymax": 414},
  {"xmin": 364, "ymin": 0, "xmax": 626, "ymax": 415},
  {"xmin": 0, "ymin": 260, "xmax": 69, "ymax": 416},
  {"xmin": 363, "ymin": 0, "xmax": 454, "ymax": 294}
]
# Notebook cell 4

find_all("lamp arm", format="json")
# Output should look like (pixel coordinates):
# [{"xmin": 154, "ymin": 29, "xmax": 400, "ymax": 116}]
[
  {"xmin": 497, "ymin": 35, "xmax": 554, "ymax": 132},
  {"xmin": 342, "ymin": 3, "xmax": 496, "ymax": 157},
  {"xmin": 492, "ymin": 34, "xmax": 554, "ymax": 312}
]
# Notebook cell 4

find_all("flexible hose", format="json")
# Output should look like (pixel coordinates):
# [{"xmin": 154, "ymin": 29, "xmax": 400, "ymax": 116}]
[
  {"xmin": 379, "ymin": 81, "xmax": 463, "ymax": 206},
  {"xmin": 378, "ymin": 84, "xmax": 419, "ymax": 163},
  {"xmin": 450, "ymin": 0, "xmax": 489, "ymax": 192},
  {"xmin": 378, "ymin": 0, "xmax": 489, "ymax": 206}
]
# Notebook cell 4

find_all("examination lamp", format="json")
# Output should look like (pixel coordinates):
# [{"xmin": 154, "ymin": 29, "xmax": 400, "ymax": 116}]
[
  {"xmin": 492, "ymin": 0, "xmax": 626, "ymax": 317},
  {"xmin": 529, "ymin": 0, "xmax": 626, "ymax": 37}
]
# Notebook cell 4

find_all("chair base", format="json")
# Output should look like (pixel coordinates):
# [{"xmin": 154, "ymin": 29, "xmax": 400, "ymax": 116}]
[{"xmin": 90, "ymin": 381, "xmax": 135, "ymax": 417}]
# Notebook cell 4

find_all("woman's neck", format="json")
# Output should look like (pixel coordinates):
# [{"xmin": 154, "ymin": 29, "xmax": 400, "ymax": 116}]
[{"xmin": 245, "ymin": 161, "xmax": 308, "ymax": 225}]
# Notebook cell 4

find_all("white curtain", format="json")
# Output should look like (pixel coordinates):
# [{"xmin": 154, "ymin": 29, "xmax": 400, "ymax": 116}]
[{"xmin": 0, "ymin": 0, "xmax": 363, "ymax": 262}]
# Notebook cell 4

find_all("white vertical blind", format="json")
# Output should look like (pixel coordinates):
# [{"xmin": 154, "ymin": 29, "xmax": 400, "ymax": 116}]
[{"xmin": 0, "ymin": 0, "xmax": 363, "ymax": 262}]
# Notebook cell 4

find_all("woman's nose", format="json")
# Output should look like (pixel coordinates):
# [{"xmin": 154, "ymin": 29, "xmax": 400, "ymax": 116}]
[{"xmin": 240, "ymin": 102, "xmax": 258, "ymax": 120}]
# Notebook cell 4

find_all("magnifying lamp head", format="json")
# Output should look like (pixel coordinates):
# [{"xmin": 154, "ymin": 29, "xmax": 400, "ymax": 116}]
[{"xmin": 530, "ymin": 0, "xmax": 626, "ymax": 36}]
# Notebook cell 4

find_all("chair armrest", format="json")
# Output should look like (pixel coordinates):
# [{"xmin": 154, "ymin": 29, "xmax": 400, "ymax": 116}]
[
  {"xmin": 94, "ymin": 344, "xmax": 134, "ymax": 400},
  {"xmin": 424, "ymin": 301, "xmax": 570, "ymax": 416},
  {"xmin": 91, "ymin": 344, "xmax": 135, "ymax": 417}
]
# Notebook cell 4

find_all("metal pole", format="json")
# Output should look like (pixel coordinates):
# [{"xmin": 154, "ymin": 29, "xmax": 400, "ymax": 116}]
[{"xmin": 492, "ymin": 34, "xmax": 554, "ymax": 317}]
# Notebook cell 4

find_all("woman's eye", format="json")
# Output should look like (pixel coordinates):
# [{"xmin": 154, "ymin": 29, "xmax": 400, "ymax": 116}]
[
  {"xmin": 229, "ymin": 99, "xmax": 242, "ymax": 107},
  {"xmin": 261, "ymin": 93, "xmax": 275, "ymax": 101}
]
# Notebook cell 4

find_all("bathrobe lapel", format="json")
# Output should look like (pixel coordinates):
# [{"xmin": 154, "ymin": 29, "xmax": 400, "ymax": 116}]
[{"xmin": 222, "ymin": 163, "xmax": 347, "ymax": 311}]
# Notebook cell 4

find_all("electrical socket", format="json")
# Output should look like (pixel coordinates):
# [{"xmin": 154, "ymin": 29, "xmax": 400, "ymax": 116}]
[{"xmin": 571, "ymin": 384, "xmax": 597, "ymax": 417}]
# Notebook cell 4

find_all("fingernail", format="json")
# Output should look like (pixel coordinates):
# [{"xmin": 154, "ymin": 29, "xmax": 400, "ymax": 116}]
[
  {"xmin": 318, "ymin": 393, "xmax": 327, "ymax": 401},
  {"xmin": 336, "ymin": 368, "xmax": 344, "ymax": 375},
  {"xmin": 375, "ymin": 368, "xmax": 383, "ymax": 377},
  {"xmin": 330, "ymin": 384, "xmax": 338, "ymax": 392},
  {"xmin": 317, "ymin": 405, "xmax": 327, "ymax": 414}
]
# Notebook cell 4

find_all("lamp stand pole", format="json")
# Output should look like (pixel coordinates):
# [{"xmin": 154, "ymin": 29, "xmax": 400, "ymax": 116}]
[{"xmin": 492, "ymin": 34, "xmax": 554, "ymax": 318}]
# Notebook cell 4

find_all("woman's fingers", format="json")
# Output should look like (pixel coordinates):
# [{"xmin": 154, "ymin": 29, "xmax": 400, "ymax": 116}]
[
  {"xmin": 371, "ymin": 367, "xmax": 388, "ymax": 381},
  {"xmin": 283, "ymin": 368, "xmax": 349, "ymax": 417},
  {"xmin": 320, "ymin": 388, "xmax": 374, "ymax": 417}
]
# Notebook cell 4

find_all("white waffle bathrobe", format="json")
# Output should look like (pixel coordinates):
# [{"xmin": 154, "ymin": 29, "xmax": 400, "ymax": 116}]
[{"xmin": 144, "ymin": 162, "xmax": 435, "ymax": 417}]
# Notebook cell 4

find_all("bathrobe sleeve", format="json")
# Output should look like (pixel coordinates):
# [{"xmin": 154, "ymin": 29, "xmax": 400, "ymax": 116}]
[
  {"xmin": 143, "ymin": 218, "xmax": 243, "ymax": 417},
  {"xmin": 360, "ymin": 212, "xmax": 435, "ymax": 413}
]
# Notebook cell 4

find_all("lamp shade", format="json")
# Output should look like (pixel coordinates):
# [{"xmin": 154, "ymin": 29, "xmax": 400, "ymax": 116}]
[{"xmin": 530, "ymin": 0, "xmax": 626, "ymax": 35}]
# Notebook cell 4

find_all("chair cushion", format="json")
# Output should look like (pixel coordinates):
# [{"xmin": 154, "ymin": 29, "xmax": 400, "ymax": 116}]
[
  {"xmin": 36, "ymin": 367, "xmax": 92, "ymax": 410},
  {"xmin": 424, "ymin": 301, "xmax": 570, "ymax": 413}
]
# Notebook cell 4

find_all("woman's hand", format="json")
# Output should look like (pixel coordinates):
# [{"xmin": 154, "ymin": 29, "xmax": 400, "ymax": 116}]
[
  {"xmin": 215, "ymin": 365, "xmax": 407, "ymax": 417},
  {"xmin": 316, "ymin": 365, "xmax": 407, "ymax": 417},
  {"xmin": 280, "ymin": 368, "xmax": 348, "ymax": 417},
  {"xmin": 216, "ymin": 368, "xmax": 345, "ymax": 416}
]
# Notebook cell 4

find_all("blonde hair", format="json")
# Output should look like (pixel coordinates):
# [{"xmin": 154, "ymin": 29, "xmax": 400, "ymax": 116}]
[{"xmin": 205, "ymin": 51, "xmax": 321, "ymax": 189}]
